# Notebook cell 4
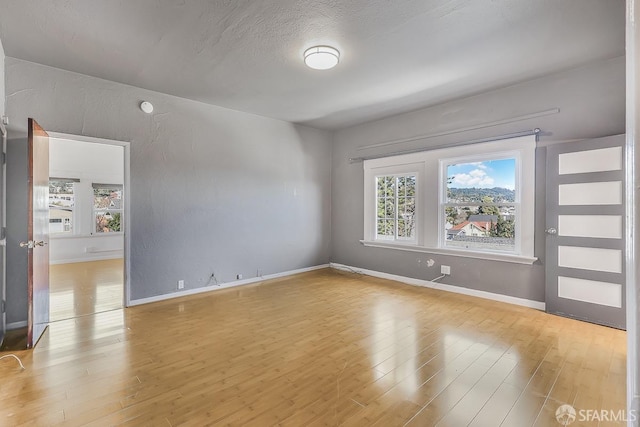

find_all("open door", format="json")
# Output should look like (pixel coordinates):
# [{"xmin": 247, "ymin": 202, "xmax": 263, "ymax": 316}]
[
  {"xmin": 23, "ymin": 118, "xmax": 50, "ymax": 348},
  {"xmin": 545, "ymin": 135, "xmax": 626, "ymax": 329}
]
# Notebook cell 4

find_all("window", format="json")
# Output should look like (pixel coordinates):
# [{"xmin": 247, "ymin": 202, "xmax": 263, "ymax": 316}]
[
  {"xmin": 93, "ymin": 184, "xmax": 123, "ymax": 233},
  {"xmin": 375, "ymin": 174, "xmax": 417, "ymax": 241},
  {"xmin": 362, "ymin": 135, "xmax": 536, "ymax": 263},
  {"xmin": 442, "ymin": 155, "xmax": 519, "ymax": 253},
  {"xmin": 49, "ymin": 178, "xmax": 77, "ymax": 234}
]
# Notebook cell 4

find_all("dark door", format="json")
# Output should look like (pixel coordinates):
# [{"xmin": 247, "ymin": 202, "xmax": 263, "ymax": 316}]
[{"xmin": 24, "ymin": 118, "xmax": 50, "ymax": 348}]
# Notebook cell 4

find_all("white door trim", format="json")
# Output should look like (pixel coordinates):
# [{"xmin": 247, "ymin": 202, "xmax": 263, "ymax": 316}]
[{"xmin": 626, "ymin": 0, "xmax": 640, "ymax": 418}]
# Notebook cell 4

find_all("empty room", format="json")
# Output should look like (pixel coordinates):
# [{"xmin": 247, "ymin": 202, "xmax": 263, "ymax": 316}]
[{"xmin": 0, "ymin": 1, "xmax": 639, "ymax": 426}]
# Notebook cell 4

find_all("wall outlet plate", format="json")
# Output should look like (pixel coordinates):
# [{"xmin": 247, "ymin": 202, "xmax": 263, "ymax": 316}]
[
  {"xmin": 177, "ymin": 280, "xmax": 185, "ymax": 289},
  {"xmin": 441, "ymin": 265, "xmax": 451, "ymax": 275}
]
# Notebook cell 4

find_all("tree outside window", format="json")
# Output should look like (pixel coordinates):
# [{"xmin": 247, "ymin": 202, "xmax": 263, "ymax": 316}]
[
  {"xmin": 93, "ymin": 184, "xmax": 123, "ymax": 233},
  {"xmin": 376, "ymin": 174, "xmax": 417, "ymax": 241}
]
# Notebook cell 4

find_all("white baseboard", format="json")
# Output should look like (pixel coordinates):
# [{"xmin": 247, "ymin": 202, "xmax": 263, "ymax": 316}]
[
  {"xmin": 50, "ymin": 254, "xmax": 124, "ymax": 265},
  {"xmin": 7, "ymin": 321, "xmax": 28, "ymax": 330},
  {"xmin": 129, "ymin": 264, "xmax": 331, "ymax": 307},
  {"xmin": 330, "ymin": 262, "xmax": 546, "ymax": 311}
]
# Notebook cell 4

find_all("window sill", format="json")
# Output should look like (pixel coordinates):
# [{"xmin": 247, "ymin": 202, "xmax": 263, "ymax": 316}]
[
  {"xmin": 360, "ymin": 240, "xmax": 538, "ymax": 265},
  {"xmin": 50, "ymin": 233, "xmax": 124, "ymax": 239}
]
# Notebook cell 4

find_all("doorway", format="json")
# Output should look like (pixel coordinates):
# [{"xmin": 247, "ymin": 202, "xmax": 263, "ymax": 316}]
[{"xmin": 47, "ymin": 134, "xmax": 130, "ymax": 321}]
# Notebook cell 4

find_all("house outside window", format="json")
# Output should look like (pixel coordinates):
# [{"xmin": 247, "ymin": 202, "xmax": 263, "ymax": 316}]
[
  {"xmin": 362, "ymin": 135, "xmax": 536, "ymax": 264},
  {"xmin": 49, "ymin": 178, "xmax": 77, "ymax": 234},
  {"xmin": 442, "ymin": 156, "xmax": 519, "ymax": 253},
  {"xmin": 93, "ymin": 184, "xmax": 123, "ymax": 233}
]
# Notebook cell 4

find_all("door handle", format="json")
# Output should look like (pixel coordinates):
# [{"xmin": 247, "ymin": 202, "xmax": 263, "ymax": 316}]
[
  {"xmin": 545, "ymin": 228, "xmax": 557, "ymax": 235},
  {"xmin": 19, "ymin": 240, "xmax": 47, "ymax": 248}
]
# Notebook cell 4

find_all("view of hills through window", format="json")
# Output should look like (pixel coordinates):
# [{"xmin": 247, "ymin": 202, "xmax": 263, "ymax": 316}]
[{"xmin": 445, "ymin": 158, "xmax": 517, "ymax": 252}]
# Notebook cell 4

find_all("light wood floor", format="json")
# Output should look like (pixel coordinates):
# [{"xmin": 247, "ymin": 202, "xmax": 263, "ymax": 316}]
[
  {"xmin": 49, "ymin": 259, "xmax": 124, "ymax": 321},
  {"xmin": 0, "ymin": 269, "xmax": 626, "ymax": 426}
]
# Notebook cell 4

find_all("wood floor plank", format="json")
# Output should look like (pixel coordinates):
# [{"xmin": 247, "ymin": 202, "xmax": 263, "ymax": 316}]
[{"xmin": 0, "ymin": 267, "xmax": 626, "ymax": 426}]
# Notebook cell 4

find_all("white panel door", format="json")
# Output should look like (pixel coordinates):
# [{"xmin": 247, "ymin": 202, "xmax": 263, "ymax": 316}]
[{"xmin": 545, "ymin": 135, "xmax": 625, "ymax": 329}]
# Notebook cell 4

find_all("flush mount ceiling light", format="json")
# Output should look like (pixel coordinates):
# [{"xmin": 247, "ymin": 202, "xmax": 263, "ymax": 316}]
[{"xmin": 303, "ymin": 46, "xmax": 340, "ymax": 70}]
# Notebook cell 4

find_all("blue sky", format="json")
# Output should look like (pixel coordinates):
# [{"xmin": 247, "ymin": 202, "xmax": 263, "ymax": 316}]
[{"xmin": 447, "ymin": 158, "xmax": 515, "ymax": 189}]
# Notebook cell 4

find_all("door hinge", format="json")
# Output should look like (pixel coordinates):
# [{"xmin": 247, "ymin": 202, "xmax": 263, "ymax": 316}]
[
  {"xmin": 1, "ymin": 300, "xmax": 5, "ymax": 314},
  {"xmin": 1, "ymin": 152, "xmax": 5, "ymax": 164},
  {"xmin": 0, "ymin": 227, "xmax": 5, "ymax": 240}
]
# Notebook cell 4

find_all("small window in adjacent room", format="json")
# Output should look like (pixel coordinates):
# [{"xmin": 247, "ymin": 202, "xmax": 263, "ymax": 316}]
[
  {"xmin": 49, "ymin": 178, "xmax": 77, "ymax": 234},
  {"xmin": 92, "ymin": 183, "xmax": 123, "ymax": 233},
  {"xmin": 442, "ymin": 156, "xmax": 519, "ymax": 253},
  {"xmin": 375, "ymin": 174, "xmax": 417, "ymax": 241}
]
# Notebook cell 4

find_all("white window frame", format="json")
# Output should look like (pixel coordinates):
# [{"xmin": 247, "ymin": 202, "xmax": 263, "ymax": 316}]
[
  {"xmin": 439, "ymin": 150, "xmax": 523, "ymax": 255},
  {"xmin": 374, "ymin": 173, "xmax": 419, "ymax": 243},
  {"xmin": 362, "ymin": 135, "xmax": 537, "ymax": 264},
  {"xmin": 364, "ymin": 162, "xmax": 423, "ymax": 246},
  {"xmin": 49, "ymin": 178, "xmax": 79, "ymax": 236},
  {"xmin": 92, "ymin": 183, "xmax": 124, "ymax": 235}
]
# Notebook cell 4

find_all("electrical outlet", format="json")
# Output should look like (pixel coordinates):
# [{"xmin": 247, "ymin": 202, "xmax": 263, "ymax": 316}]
[
  {"xmin": 236, "ymin": 274, "xmax": 243, "ymax": 280},
  {"xmin": 441, "ymin": 265, "xmax": 451, "ymax": 275},
  {"xmin": 177, "ymin": 279, "xmax": 185, "ymax": 289}
]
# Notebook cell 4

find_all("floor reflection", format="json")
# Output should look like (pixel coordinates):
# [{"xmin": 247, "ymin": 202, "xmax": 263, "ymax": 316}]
[{"xmin": 49, "ymin": 259, "xmax": 124, "ymax": 321}]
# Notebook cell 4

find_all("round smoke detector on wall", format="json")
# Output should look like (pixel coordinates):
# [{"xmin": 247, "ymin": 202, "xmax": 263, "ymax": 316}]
[{"xmin": 140, "ymin": 101, "xmax": 154, "ymax": 114}]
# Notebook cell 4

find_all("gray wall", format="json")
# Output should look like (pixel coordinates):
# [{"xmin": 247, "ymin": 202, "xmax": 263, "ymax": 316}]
[
  {"xmin": 4, "ymin": 57, "xmax": 332, "ymax": 323},
  {"xmin": 331, "ymin": 56, "xmax": 626, "ymax": 302},
  {"xmin": 0, "ymin": 36, "xmax": 5, "ymax": 336},
  {"xmin": 2, "ymin": 54, "xmax": 626, "ymax": 324},
  {"xmin": 0, "ymin": 37, "xmax": 4, "ymax": 119},
  {"xmin": 6, "ymin": 138, "xmax": 27, "ymax": 326}
]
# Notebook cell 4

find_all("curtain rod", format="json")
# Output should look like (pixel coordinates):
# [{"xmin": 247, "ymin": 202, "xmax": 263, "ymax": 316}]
[
  {"xmin": 355, "ymin": 108, "xmax": 558, "ymax": 151},
  {"xmin": 349, "ymin": 128, "xmax": 540, "ymax": 163}
]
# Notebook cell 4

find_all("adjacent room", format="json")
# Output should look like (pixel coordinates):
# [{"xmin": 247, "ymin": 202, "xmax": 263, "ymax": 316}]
[
  {"xmin": 0, "ymin": 1, "xmax": 638, "ymax": 425},
  {"xmin": 48, "ymin": 137, "xmax": 125, "ymax": 321}
]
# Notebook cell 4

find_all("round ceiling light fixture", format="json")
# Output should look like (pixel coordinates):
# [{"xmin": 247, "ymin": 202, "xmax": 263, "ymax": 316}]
[{"xmin": 303, "ymin": 46, "xmax": 340, "ymax": 70}]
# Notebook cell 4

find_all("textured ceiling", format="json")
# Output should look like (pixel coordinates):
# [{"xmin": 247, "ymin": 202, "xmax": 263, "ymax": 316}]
[{"xmin": 0, "ymin": 0, "xmax": 625, "ymax": 130}]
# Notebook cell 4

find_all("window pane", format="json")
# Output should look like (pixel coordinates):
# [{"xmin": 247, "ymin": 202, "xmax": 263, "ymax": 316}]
[
  {"xmin": 49, "ymin": 180, "xmax": 74, "ymax": 233},
  {"xmin": 375, "ymin": 174, "xmax": 417, "ymax": 241},
  {"xmin": 444, "ymin": 206, "xmax": 515, "ymax": 252},
  {"xmin": 385, "ymin": 198, "xmax": 395, "ymax": 217},
  {"xmin": 93, "ymin": 185, "xmax": 122, "ymax": 209},
  {"xmin": 377, "ymin": 198, "xmax": 385, "ymax": 220},
  {"xmin": 377, "ymin": 219, "xmax": 394, "ymax": 239},
  {"xmin": 446, "ymin": 159, "xmax": 516, "ymax": 203},
  {"xmin": 397, "ymin": 196, "xmax": 415, "ymax": 239},
  {"xmin": 95, "ymin": 211, "xmax": 122, "ymax": 233},
  {"xmin": 406, "ymin": 176, "xmax": 416, "ymax": 196}
]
